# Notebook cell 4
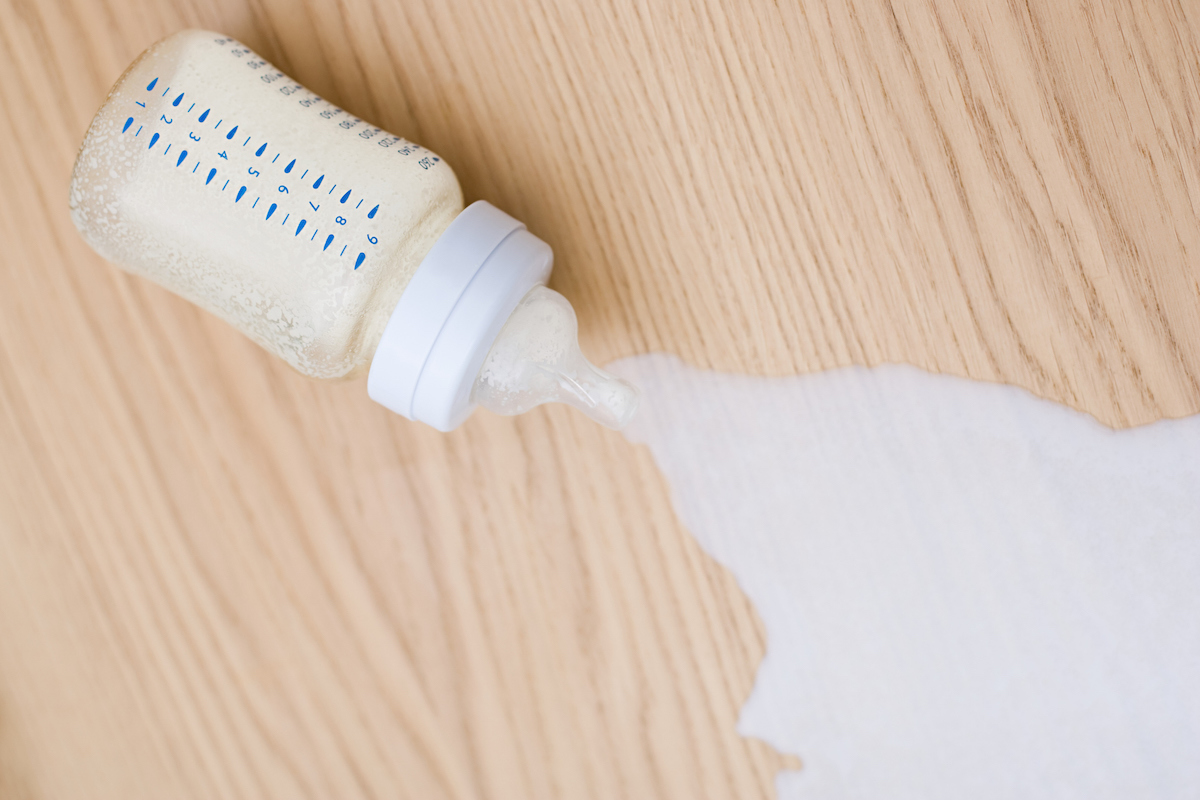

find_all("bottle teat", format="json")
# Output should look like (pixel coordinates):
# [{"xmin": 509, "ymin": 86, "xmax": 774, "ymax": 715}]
[
  {"xmin": 368, "ymin": 201, "xmax": 639, "ymax": 432},
  {"xmin": 472, "ymin": 286, "xmax": 640, "ymax": 429}
]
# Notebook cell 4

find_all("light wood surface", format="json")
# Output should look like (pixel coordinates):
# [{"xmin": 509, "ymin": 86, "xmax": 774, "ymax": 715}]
[{"xmin": 2, "ymin": 1, "xmax": 1198, "ymax": 798}]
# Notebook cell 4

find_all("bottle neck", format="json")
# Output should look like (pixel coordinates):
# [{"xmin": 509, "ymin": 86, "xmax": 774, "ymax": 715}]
[{"xmin": 367, "ymin": 201, "xmax": 552, "ymax": 431}]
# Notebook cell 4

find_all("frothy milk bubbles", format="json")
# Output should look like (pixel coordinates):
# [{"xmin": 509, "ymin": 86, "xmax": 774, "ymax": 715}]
[{"xmin": 70, "ymin": 29, "xmax": 638, "ymax": 431}]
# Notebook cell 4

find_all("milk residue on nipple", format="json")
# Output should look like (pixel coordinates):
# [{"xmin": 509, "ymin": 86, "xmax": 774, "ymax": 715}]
[{"xmin": 472, "ymin": 286, "xmax": 640, "ymax": 429}]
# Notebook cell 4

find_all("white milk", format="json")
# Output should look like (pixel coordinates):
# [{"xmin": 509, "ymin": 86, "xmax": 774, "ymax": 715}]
[
  {"xmin": 70, "ymin": 30, "xmax": 637, "ymax": 431},
  {"xmin": 612, "ymin": 353, "xmax": 1200, "ymax": 800}
]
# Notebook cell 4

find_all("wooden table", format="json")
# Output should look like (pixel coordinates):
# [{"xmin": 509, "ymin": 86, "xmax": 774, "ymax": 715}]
[{"xmin": 2, "ymin": 1, "xmax": 1197, "ymax": 797}]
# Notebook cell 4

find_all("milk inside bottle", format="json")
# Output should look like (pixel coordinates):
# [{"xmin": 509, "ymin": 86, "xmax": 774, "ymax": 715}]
[{"xmin": 69, "ymin": 29, "xmax": 639, "ymax": 431}]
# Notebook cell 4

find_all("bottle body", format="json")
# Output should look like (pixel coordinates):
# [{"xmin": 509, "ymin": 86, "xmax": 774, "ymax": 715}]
[
  {"xmin": 71, "ymin": 29, "xmax": 640, "ymax": 431},
  {"xmin": 69, "ymin": 30, "xmax": 463, "ymax": 379}
]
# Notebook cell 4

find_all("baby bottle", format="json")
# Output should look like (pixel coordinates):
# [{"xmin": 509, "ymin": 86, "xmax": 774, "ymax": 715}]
[{"xmin": 69, "ymin": 29, "xmax": 639, "ymax": 431}]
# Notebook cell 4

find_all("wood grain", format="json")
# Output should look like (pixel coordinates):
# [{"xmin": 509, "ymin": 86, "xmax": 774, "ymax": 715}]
[{"xmin": 1, "ymin": 0, "xmax": 1197, "ymax": 798}]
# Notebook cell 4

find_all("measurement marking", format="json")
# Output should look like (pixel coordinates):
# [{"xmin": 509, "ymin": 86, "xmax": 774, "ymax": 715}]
[
  {"xmin": 146, "ymin": 77, "xmax": 158, "ymax": 91},
  {"xmin": 282, "ymin": 213, "xmax": 289, "ymax": 225},
  {"xmin": 187, "ymin": 103, "xmax": 195, "ymax": 112},
  {"xmin": 295, "ymin": 219, "xmax": 306, "ymax": 236},
  {"xmin": 266, "ymin": 203, "xmax": 277, "ymax": 220},
  {"xmin": 206, "ymin": 168, "xmax": 216, "ymax": 185},
  {"xmin": 236, "ymin": 186, "xmax": 247, "ymax": 202},
  {"xmin": 222, "ymin": 179, "xmax": 229, "ymax": 190},
  {"xmin": 354, "ymin": 252, "xmax": 365, "ymax": 270},
  {"xmin": 340, "ymin": 245, "xmax": 346, "ymax": 256},
  {"xmin": 177, "ymin": 150, "xmax": 187, "ymax": 166},
  {"xmin": 328, "ymin": 184, "xmax": 337, "ymax": 195},
  {"xmin": 311, "ymin": 228, "xmax": 318, "ymax": 241},
  {"xmin": 199, "ymin": 109, "xmax": 209, "ymax": 122},
  {"xmin": 300, "ymin": 169, "xmax": 308, "ymax": 179},
  {"xmin": 339, "ymin": 190, "xmax": 351, "ymax": 204},
  {"xmin": 172, "ymin": 92, "xmax": 184, "ymax": 107},
  {"xmin": 215, "ymin": 119, "xmax": 222, "ymax": 129},
  {"xmin": 162, "ymin": 86, "xmax": 169, "ymax": 97},
  {"xmin": 255, "ymin": 142, "xmax": 267, "ymax": 156},
  {"xmin": 148, "ymin": 132, "xmax": 160, "ymax": 148},
  {"xmin": 285, "ymin": 159, "xmax": 295, "ymax": 174},
  {"xmin": 323, "ymin": 234, "xmax": 333, "ymax": 251},
  {"xmin": 271, "ymin": 153, "xmax": 279, "ymax": 163},
  {"xmin": 192, "ymin": 163, "xmax": 199, "ymax": 173},
  {"xmin": 163, "ymin": 143, "xmax": 171, "ymax": 155},
  {"xmin": 226, "ymin": 125, "xmax": 238, "ymax": 140},
  {"xmin": 367, "ymin": 204, "xmax": 378, "ymax": 219},
  {"xmin": 355, "ymin": 199, "xmax": 363, "ymax": 209},
  {"xmin": 136, "ymin": 101, "xmax": 146, "ymax": 108},
  {"xmin": 243, "ymin": 135, "xmax": 251, "ymax": 146},
  {"xmin": 135, "ymin": 125, "xmax": 142, "ymax": 136},
  {"xmin": 313, "ymin": 174, "xmax": 323, "ymax": 189},
  {"xmin": 252, "ymin": 197, "xmax": 260, "ymax": 208},
  {"xmin": 122, "ymin": 117, "xmax": 133, "ymax": 133}
]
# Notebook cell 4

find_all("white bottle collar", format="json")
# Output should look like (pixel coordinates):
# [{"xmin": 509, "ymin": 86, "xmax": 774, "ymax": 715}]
[{"xmin": 367, "ymin": 200, "xmax": 552, "ymax": 431}]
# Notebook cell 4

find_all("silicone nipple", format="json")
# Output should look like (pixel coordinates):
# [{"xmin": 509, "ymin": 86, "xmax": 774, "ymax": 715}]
[{"xmin": 472, "ymin": 286, "xmax": 640, "ymax": 429}]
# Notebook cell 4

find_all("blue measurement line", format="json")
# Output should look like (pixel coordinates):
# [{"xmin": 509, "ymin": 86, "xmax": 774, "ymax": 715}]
[
  {"xmin": 272, "ymin": 153, "xmax": 279, "ymax": 163},
  {"xmin": 222, "ymin": 179, "xmax": 229, "ymax": 190},
  {"xmin": 282, "ymin": 213, "xmax": 289, "ymax": 225},
  {"xmin": 215, "ymin": 120, "xmax": 222, "ymax": 129},
  {"xmin": 188, "ymin": 103, "xmax": 194, "ymax": 112},
  {"xmin": 311, "ymin": 228, "xmax": 318, "ymax": 241},
  {"xmin": 328, "ymin": 184, "xmax": 336, "ymax": 195},
  {"xmin": 163, "ymin": 143, "xmax": 171, "ymax": 155},
  {"xmin": 339, "ymin": 245, "xmax": 346, "ymax": 256},
  {"xmin": 355, "ymin": 199, "xmax": 362, "ymax": 209},
  {"xmin": 162, "ymin": 86, "xmax": 169, "ymax": 97},
  {"xmin": 368, "ymin": 204, "xmax": 378, "ymax": 219},
  {"xmin": 243, "ymin": 135, "xmax": 250, "ymax": 146},
  {"xmin": 300, "ymin": 169, "xmax": 308, "ymax": 179},
  {"xmin": 135, "ymin": 125, "xmax": 142, "ymax": 136},
  {"xmin": 193, "ymin": 163, "xmax": 199, "ymax": 173},
  {"xmin": 252, "ymin": 198, "xmax": 259, "ymax": 209}
]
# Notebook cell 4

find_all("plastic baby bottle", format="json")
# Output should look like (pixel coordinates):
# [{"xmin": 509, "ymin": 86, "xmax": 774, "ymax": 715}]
[{"xmin": 69, "ymin": 29, "xmax": 639, "ymax": 431}]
